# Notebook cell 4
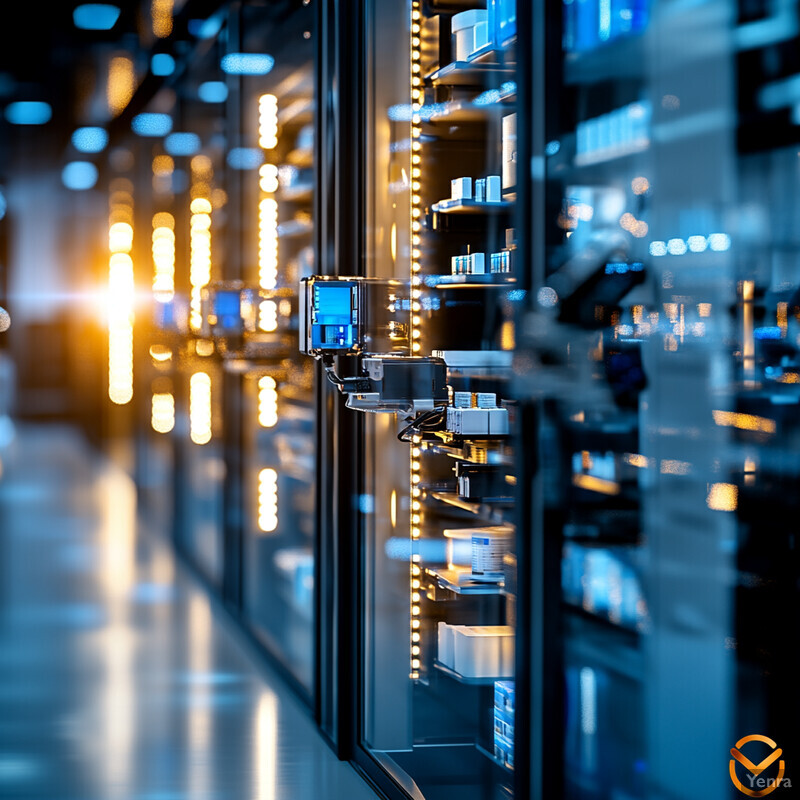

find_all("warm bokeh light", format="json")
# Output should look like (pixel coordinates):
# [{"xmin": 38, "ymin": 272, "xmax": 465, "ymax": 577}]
[
  {"xmin": 258, "ymin": 198, "xmax": 278, "ymax": 289},
  {"xmin": 190, "ymin": 197, "xmax": 212, "ymax": 331},
  {"xmin": 259, "ymin": 94, "xmax": 278, "ymax": 149},
  {"xmin": 152, "ymin": 0, "xmax": 174, "ymax": 38},
  {"xmin": 258, "ymin": 468, "xmax": 278, "ymax": 532},
  {"xmin": 258, "ymin": 299, "xmax": 278, "ymax": 332},
  {"xmin": 189, "ymin": 372, "xmax": 212, "ymax": 445},
  {"xmin": 151, "ymin": 392, "xmax": 175, "ymax": 433},
  {"xmin": 108, "ymin": 252, "xmax": 134, "ymax": 405},
  {"xmin": 152, "ymin": 214, "xmax": 176, "ymax": 300},
  {"xmin": 108, "ymin": 55, "xmax": 135, "ymax": 116},
  {"xmin": 707, "ymin": 482, "xmax": 738, "ymax": 511},
  {"xmin": 257, "ymin": 376, "xmax": 278, "ymax": 428}
]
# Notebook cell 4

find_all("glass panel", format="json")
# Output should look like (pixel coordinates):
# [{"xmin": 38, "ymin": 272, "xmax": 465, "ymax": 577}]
[
  {"xmin": 238, "ymin": 3, "xmax": 317, "ymax": 693},
  {"xmin": 362, "ymin": 1, "xmax": 518, "ymax": 797},
  {"xmin": 524, "ymin": 1, "xmax": 797, "ymax": 797}
]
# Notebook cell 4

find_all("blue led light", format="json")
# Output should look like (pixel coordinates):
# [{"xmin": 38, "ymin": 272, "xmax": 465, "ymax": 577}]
[
  {"xmin": 545, "ymin": 140, "xmax": 561, "ymax": 156},
  {"xmin": 226, "ymin": 147, "xmax": 264, "ymax": 169},
  {"xmin": 164, "ymin": 132, "xmax": 201, "ymax": 156},
  {"xmin": 188, "ymin": 17, "xmax": 223, "ymax": 39},
  {"xmin": 151, "ymin": 53, "xmax": 175, "ymax": 76},
  {"xmin": 754, "ymin": 327, "xmax": 782, "ymax": 340},
  {"xmin": 4, "ymin": 101, "xmax": 51, "ymax": 125},
  {"xmin": 0, "ymin": 188, "xmax": 6, "ymax": 221},
  {"xmin": 73, "ymin": 4, "xmax": 120, "ymax": 30},
  {"xmin": 198, "ymin": 81, "xmax": 228, "ymax": 103},
  {"xmin": 220, "ymin": 53, "xmax": 274, "ymax": 75},
  {"xmin": 62, "ymin": 161, "xmax": 99, "ymax": 191},
  {"xmin": 131, "ymin": 113, "xmax": 172, "ymax": 137},
  {"xmin": 71, "ymin": 127, "xmax": 108, "ymax": 153}
]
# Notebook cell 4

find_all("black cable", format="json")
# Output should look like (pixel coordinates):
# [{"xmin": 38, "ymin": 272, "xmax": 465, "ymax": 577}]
[{"xmin": 397, "ymin": 406, "xmax": 446, "ymax": 443}]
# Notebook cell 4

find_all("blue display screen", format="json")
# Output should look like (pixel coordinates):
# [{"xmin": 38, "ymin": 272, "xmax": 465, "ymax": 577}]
[
  {"xmin": 311, "ymin": 282, "xmax": 358, "ymax": 350},
  {"xmin": 214, "ymin": 291, "xmax": 241, "ymax": 330}
]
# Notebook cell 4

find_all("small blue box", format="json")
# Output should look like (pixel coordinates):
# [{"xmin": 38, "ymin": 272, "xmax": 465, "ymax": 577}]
[
  {"xmin": 494, "ymin": 708, "xmax": 514, "ymax": 742},
  {"xmin": 494, "ymin": 679, "xmax": 515, "ymax": 713}
]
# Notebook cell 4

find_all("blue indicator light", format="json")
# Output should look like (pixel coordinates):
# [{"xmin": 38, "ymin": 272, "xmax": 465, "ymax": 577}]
[
  {"xmin": 71, "ymin": 127, "xmax": 108, "ymax": 153},
  {"xmin": 198, "ymin": 81, "xmax": 228, "ymax": 103},
  {"xmin": 165, "ymin": 132, "xmax": 201, "ymax": 156},
  {"xmin": 73, "ymin": 4, "xmax": 120, "ymax": 30},
  {"xmin": 226, "ymin": 147, "xmax": 264, "ymax": 169},
  {"xmin": 62, "ymin": 161, "xmax": 99, "ymax": 190},
  {"xmin": 131, "ymin": 113, "xmax": 173, "ymax": 137},
  {"xmin": 220, "ymin": 53, "xmax": 274, "ymax": 75},
  {"xmin": 4, "ymin": 101, "xmax": 51, "ymax": 125},
  {"xmin": 151, "ymin": 53, "xmax": 175, "ymax": 76}
]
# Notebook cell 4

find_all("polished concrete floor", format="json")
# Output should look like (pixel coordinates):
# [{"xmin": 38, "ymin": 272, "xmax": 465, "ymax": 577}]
[{"xmin": 0, "ymin": 424, "xmax": 376, "ymax": 800}]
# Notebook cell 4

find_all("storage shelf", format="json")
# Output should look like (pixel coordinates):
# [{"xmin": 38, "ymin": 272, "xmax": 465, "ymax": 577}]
[
  {"xmin": 428, "ymin": 60, "xmax": 515, "ymax": 87},
  {"xmin": 424, "ymin": 274, "xmax": 516, "ymax": 287},
  {"xmin": 424, "ymin": 441, "xmax": 514, "ymax": 466},
  {"xmin": 278, "ymin": 183, "xmax": 313, "ymax": 202},
  {"xmin": 476, "ymin": 743, "xmax": 513, "ymax": 773},
  {"xmin": 286, "ymin": 146, "xmax": 313, "ymax": 168},
  {"xmin": 429, "ymin": 491, "xmax": 513, "ymax": 524},
  {"xmin": 424, "ymin": 567, "xmax": 504, "ymax": 595},
  {"xmin": 431, "ymin": 198, "xmax": 513, "ymax": 214},
  {"xmin": 433, "ymin": 660, "xmax": 509, "ymax": 685},
  {"xmin": 427, "ymin": 99, "xmax": 508, "ymax": 124}
]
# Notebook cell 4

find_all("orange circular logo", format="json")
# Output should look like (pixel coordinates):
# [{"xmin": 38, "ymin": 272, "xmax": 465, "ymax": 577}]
[{"xmin": 730, "ymin": 735, "xmax": 786, "ymax": 797}]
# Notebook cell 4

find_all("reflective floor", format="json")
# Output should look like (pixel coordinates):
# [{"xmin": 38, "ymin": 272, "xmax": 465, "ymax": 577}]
[{"xmin": 0, "ymin": 425, "xmax": 374, "ymax": 800}]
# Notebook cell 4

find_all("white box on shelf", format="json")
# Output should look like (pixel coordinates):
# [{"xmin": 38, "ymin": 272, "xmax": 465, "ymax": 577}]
[
  {"xmin": 451, "ymin": 176, "xmax": 472, "ymax": 201},
  {"xmin": 469, "ymin": 253, "xmax": 486, "ymax": 274},
  {"xmin": 502, "ymin": 113, "xmax": 517, "ymax": 190},
  {"xmin": 452, "ymin": 9, "xmax": 488, "ymax": 61},
  {"xmin": 488, "ymin": 407, "xmax": 509, "ymax": 435},
  {"xmin": 452, "ymin": 625, "xmax": 514, "ymax": 678},
  {"xmin": 486, "ymin": 175, "xmax": 502, "ymax": 203},
  {"xmin": 447, "ymin": 407, "xmax": 490, "ymax": 435}
]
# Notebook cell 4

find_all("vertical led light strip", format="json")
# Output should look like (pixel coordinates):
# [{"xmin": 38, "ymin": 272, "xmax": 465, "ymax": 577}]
[
  {"xmin": 189, "ymin": 372, "xmax": 212, "ymax": 445},
  {"xmin": 152, "ymin": 212, "xmax": 175, "ymax": 300},
  {"xmin": 189, "ymin": 198, "xmax": 212, "ymax": 331},
  {"xmin": 108, "ymin": 182, "xmax": 135, "ymax": 405},
  {"xmin": 258, "ymin": 96, "xmax": 279, "ymax": 302},
  {"xmin": 151, "ymin": 392, "xmax": 175, "ymax": 433},
  {"xmin": 409, "ymin": 0, "xmax": 423, "ymax": 681},
  {"xmin": 258, "ymin": 376, "xmax": 278, "ymax": 428},
  {"xmin": 258, "ymin": 468, "xmax": 278, "ymax": 533}
]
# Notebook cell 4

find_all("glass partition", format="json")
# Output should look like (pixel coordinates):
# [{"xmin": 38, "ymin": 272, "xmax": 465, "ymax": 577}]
[{"xmin": 361, "ymin": 2, "xmax": 519, "ymax": 797}]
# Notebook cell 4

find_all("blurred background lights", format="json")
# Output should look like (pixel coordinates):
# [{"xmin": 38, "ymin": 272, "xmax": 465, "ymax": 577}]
[
  {"xmin": 649, "ymin": 241, "xmax": 667, "ymax": 256},
  {"xmin": 151, "ymin": 53, "xmax": 175, "ymax": 76},
  {"xmin": 198, "ymin": 81, "xmax": 228, "ymax": 103},
  {"xmin": 0, "ymin": 188, "xmax": 6, "ymax": 221},
  {"xmin": 132, "ymin": 113, "xmax": 172, "ymax": 137},
  {"xmin": 152, "ymin": 0, "xmax": 174, "ymax": 38},
  {"xmin": 221, "ymin": 53, "xmax": 275, "ymax": 75},
  {"xmin": 107, "ymin": 55, "xmax": 135, "ymax": 116},
  {"xmin": 537, "ymin": 287, "xmax": 559, "ymax": 308},
  {"xmin": 165, "ymin": 132, "xmax": 201, "ymax": 156},
  {"xmin": 708, "ymin": 233, "xmax": 731, "ymax": 251},
  {"xmin": 687, "ymin": 235, "xmax": 707, "ymax": 252},
  {"xmin": 227, "ymin": 148, "xmax": 264, "ymax": 170},
  {"xmin": 62, "ymin": 162, "xmax": 99, "ymax": 191},
  {"xmin": 71, "ymin": 127, "xmax": 108, "ymax": 153},
  {"xmin": 73, "ymin": 4, "xmax": 121, "ymax": 30},
  {"xmin": 631, "ymin": 176, "xmax": 649, "ymax": 194},
  {"xmin": 188, "ymin": 17, "xmax": 223, "ymax": 39},
  {"xmin": 667, "ymin": 238, "xmax": 688, "ymax": 255},
  {"xmin": 4, "ymin": 101, "xmax": 51, "ymax": 125}
]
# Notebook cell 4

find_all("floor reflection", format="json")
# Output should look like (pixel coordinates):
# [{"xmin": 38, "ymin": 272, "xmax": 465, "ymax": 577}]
[{"xmin": 0, "ymin": 424, "xmax": 374, "ymax": 800}]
